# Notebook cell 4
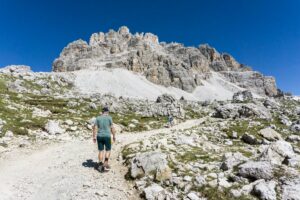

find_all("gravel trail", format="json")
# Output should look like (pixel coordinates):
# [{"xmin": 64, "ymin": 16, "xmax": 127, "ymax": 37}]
[{"xmin": 0, "ymin": 118, "xmax": 205, "ymax": 200}]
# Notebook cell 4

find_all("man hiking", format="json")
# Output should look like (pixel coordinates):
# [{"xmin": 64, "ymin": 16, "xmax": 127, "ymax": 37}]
[{"xmin": 93, "ymin": 107, "xmax": 116, "ymax": 172}]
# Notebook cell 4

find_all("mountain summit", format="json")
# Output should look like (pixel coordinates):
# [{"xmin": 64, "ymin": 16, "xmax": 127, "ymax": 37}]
[{"xmin": 53, "ymin": 26, "xmax": 278, "ymax": 98}]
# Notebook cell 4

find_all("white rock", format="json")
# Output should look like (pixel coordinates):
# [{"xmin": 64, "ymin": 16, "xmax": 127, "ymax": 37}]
[
  {"xmin": 220, "ymin": 152, "xmax": 248, "ymax": 171},
  {"xmin": 253, "ymin": 180, "xmax": 277, "ymax": 200},
  {"xmin": 218, "ymin": 178, "xmax": 232, "ymax": 188},
  {"xmin": 131, "ymin": 151, "xmax": 171, "ymax": 181},
  {"xmin": 45, "ymin": 120, "xmax": 64, "ymax": 135},
  {"xmin": 175, "ymin": 135, "xmax": 196, "ymax": 146},
  {"xmin": 65, "ymin": 119, "xmax": 74, "ymax": 126},
  {"xmin": 128, "ymin": 123, "xmax": 136, "ymax": 128},
  {"xmin": 187, "ymin": 192, "xmax": 200, "ymax": 200},
  {"xmin": 143, "ymin": 184, "xmax": 165, "ymax": 200},
  {"xmin": 259, "ymin": 140, "xmax": 295, "ymax": 165},
  {"xmin": 184, "ymin": 176, "xmax": 192, "ymax": 182},
  {"xmin": 5, "ymin": 131, "xmax": 14, "ymax": 138},
  {"xmin": 259, "ymin": 127, "xmax": 282, "ymax": 141},
  {"xmin": 131, "ymin": 119, "xmax": 139, "ymax": 124},
  {"xmin": 281, "ymin": 176, "xmax": 300, "ymax": 200},
  {"xmin": 69, "ymin": 126, "xmax": 78, "ymax": 131},
  {"xmin": 238, "ymin": 161, "xmax": 273, "ymax": 180}
]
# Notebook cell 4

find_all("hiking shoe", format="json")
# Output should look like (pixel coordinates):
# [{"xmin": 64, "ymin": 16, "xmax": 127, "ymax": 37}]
[
  {"xmin": 96, "ymin": 164, "xmax": 104, "ymax": 173},
  {"xmin": 103, "ymin": 166, "xmax": 111, "ymax": 172}
]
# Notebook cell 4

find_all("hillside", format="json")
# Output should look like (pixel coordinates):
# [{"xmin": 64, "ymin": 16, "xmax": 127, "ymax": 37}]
[{"xmin": 0, "ymin": 27, "xmax": 299, "ymax": 200}]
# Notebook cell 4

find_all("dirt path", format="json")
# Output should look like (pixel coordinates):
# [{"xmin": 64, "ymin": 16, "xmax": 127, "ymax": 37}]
[{"xmin": 0, "ymin": 118, "xmax": 205, "ymax": 200}]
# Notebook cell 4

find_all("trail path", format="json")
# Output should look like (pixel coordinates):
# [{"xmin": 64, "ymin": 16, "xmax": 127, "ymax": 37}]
[{"xmin": 0, "ymin": 118, "xmax": 205, "ymax": 200}]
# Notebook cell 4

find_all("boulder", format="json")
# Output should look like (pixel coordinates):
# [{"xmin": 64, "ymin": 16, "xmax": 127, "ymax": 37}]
[
  {"xmin": 279, "ymin": 115, "xmax": 292, "ymax": 126},
  {"xmin": 187, "ymin": 192, "xmax": 201, "ymax": 200},
  {"xmin": 291, "ymin": 123, "xmax": 300, "ymax": 132},
  {"xmin": 230, "ymin": 179, "xmax": 264, "ymax": 198},
  {"xmin": 220, "ymin": 152, "xmax": 249, "ymax": 171},
  {"xmin": 175, "ymin": 135, "xmax": 196, "ymax": 147},
  {"xmin": 232, "ymin": 90, "xmax": 253, "ymax": 103},
  {"xmin": 263, "ymin": 99, "xmax": 279, "ymax": 109},
  {"xmin": 194, "ymin": 175, "xmax": 207, "ymax": 187},
  {"xmin": 89, "ymin": 102, "xmax": 97, "ymax": 109},
  {"xmin": 45, "ymin": 120, "xmax": 64, "ymax": 135},
  {"xmin": 143, "ymin": 184, "xmax": 166, "ymax": 200},
  {"xmin": 258, "ymin": 127, "xmax": 282, "ymax": 141},
  {"xmin": 282, "ymin": 155, "xmax": 300, "ymax": 168},
  {"xmin": 131, "ymin": 151, "xmax": 171, "ymax": 181},
  {"xmin": 156, "ymin": 94, "xmax": 176, "ymax": 103},
  {"xmin": 287, "ymin": 135, "xmax": 300, "ymax": 142},
  {"xmin": 259, "ymin": 140, "xmax": 295, "ymax": 165},
  {"xmin": 253, "ymin": 180, "xmax": 277, "ymax": 200},
  {"xmin": 238, "ymin": 161, "xmax": 273, "ymax": 180},
  {"xmin": 280, "ymin": 176, "xmax": 300, "ymax": 200},
  {"xmin": 4, "ymin": 131, "xmax": 14, "ymax": 138},
  {"xmin": 242, "ymin": 133, "xmax": 261, "ymax": 145}
]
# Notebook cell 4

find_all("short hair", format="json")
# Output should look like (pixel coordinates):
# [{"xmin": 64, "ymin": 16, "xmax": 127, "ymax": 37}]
[{"xmin": 102, "ymin": 107, "xmax": 109, "ymax": 112}]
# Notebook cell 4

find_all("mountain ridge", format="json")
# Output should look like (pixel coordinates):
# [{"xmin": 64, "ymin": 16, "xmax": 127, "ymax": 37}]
[{"xmin": 52, "ymin": 26, "xmax": 278, "ymax": 98}]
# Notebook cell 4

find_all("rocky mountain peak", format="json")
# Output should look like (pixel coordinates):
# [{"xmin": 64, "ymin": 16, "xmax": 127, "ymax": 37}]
[{"xmin": 52, "ymin": 26, "xmax": 278, "ymax": 97}]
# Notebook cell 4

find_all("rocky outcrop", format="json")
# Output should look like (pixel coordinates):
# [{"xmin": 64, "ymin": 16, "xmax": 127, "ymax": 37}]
[
  {"xmin": 221, "ymin": 71, "xmax": 278, "ymax": 96},
  {"xmin": 52, "ymin": 26, "xmax": 278, "ymax": 96},
  {"xmin": 214, "ymin": 103, "xmax": 271, "ymax": 119},
  {"xmin": 0, "ymin": 65, "xmax": 32, "ymax": 74}
]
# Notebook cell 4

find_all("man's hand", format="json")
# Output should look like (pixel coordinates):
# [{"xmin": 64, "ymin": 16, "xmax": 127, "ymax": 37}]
[
  {"xmin": 93, "ymin": 137, "xmax": 96, "ymax": 143},
  {"xmin": 113, "ymin": 135, "xmax": 116, "ymax": 143}
]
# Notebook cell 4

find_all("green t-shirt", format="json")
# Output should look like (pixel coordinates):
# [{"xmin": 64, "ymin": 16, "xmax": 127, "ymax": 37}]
[{"xmin": 94, "ymin": 115, "xmax": 113, "ymax": 137}]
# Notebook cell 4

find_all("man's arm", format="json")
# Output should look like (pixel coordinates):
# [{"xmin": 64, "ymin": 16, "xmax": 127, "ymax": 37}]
[
  {"xmin": 92, "ymin": 124, "xmax": 97, "ymax": 143},
  {"xmin": 110, "ymin": 117, "xmax": 116, "ymax": 142},
  {"xmin": 111, "ymin": 124, "xmax": 116, "ymax": 142}
]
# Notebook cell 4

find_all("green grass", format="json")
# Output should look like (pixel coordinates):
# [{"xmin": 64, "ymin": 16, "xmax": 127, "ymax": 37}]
[
  {"xmin": 193, "ymin": 186, "xmax": 255, "ymax": 200},
  {"xmin": 185, "ymin": 106, "xmax": 206, "ymax": 119},
  {"xmin": 175, "ymin": 147, "xmax": 220, "ymax": 164}
]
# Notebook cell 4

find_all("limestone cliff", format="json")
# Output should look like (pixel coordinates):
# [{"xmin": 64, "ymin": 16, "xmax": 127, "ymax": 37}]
[{"xmin": 52, "ymin": 26, "xmax": 277, "ymax": 96}]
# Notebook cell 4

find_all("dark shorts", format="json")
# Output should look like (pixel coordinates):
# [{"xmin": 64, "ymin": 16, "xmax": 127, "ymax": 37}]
[{"xmin": 97, "ymin": 136, "xmax": 111, "ymax": 151}]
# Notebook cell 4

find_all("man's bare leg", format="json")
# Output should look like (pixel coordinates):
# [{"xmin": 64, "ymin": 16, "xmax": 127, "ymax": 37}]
[
  {"xmin": 104, "ymin": 151, "xmax": 111, "ymax": 168},
  {"xmin": 98, "ymin": 151, "xmax": 104, "ymax": 163}
]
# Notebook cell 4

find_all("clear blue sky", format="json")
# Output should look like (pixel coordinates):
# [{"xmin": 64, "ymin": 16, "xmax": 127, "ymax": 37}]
[{"xmin": 0, "ymin": 0, "xmax": 299, "ymax": 94}]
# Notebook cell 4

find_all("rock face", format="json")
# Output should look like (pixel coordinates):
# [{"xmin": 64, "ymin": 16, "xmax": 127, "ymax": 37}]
[
  {"xmin": 52, "ymin": 26, "xmax": 278, "ymax": 96},
  {"xmin": 221, "ymin": 71, "xmax": 278, "ymax": 96}
]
